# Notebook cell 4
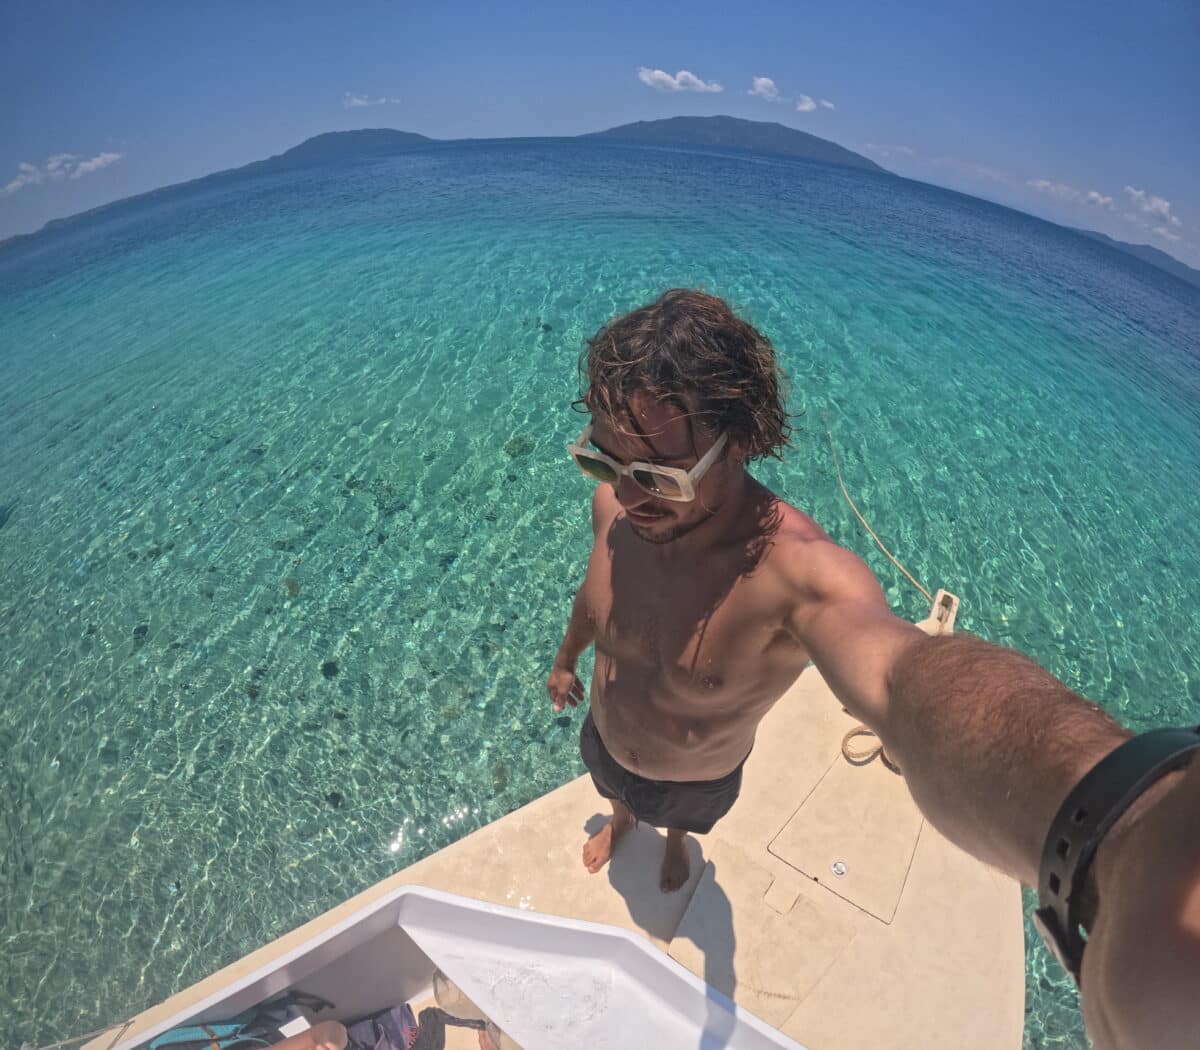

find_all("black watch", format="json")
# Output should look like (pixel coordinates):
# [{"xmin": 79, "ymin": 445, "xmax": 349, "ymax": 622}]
[{"xmin": 1033, "ymin": 725, "xmax": 1200, "ymax": 985}]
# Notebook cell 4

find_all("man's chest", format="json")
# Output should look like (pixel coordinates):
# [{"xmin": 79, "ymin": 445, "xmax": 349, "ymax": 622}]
[{"xmin": 583, "ymin": 545, "xmax": 789, "ymax": 681}]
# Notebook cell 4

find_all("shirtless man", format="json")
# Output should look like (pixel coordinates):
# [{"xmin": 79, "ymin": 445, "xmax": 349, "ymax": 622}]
[
  {"xmin": 548, "ymin": 288, "xmax": 868, "ymax": 890},
  {"xmin": 547, "ymin": 289, "xmax": 1200, "ymax": 1044}
]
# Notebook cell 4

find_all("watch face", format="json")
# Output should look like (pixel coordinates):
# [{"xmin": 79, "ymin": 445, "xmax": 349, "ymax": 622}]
[{"xmin": 1032, "ymin": 906, "xmax": 1079, "ymax": 982}]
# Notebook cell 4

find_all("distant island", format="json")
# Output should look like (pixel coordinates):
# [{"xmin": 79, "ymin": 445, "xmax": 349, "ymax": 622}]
[
  {"xmin": 242, "ymin": 128, "xmax": 435, "ymax": 175},
  {"xmin": 249, "ymin": 117, "xmax": 887, "ymax": 175},
  {"xmin": 16, "ymin": 129, "xmax": 437, "ymax": 242},
  {"xmin": 583, "ymin": 115, "xmax": 884, "ymax": 173},
  {"xmin": 1069, "ymin": 228, "xmax": 1200, "ymax": 290},
  {"xmin": 3, "ymin": 116, "xmax": 1197, "ymax": 290}
]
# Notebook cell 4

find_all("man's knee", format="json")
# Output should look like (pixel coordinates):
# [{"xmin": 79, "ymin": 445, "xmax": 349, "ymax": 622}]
[{"xmin": 308, "ymin": 1020, "xmax": 348, "ymax": 1050}]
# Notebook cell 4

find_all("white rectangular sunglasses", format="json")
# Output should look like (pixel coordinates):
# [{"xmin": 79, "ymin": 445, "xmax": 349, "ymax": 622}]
[{"xmin": 567, "ymin": 423, "xmax": 728, "ymax": 502}]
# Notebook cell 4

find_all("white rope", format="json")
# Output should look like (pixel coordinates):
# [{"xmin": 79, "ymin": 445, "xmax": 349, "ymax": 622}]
[
  {"xmin": 825, "ymin": 426, "xmax": 933, "ymax": 604},
  {"xmin": 21, "ymin": 1019, "xmax": 134, "ymax": 1050},
  {"xmin": 826, "ymin": 420, "xmax": 934, "ymax": 776}
]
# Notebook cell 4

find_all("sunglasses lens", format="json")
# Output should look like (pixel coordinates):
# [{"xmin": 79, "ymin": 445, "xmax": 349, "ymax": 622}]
[
  {"xmin": 633, "ymin": 469, "xmax": 685, "ymax": 501},
  {"xmin": 574, "ymin": 452, "xmax": 618, "ymax": 485}
]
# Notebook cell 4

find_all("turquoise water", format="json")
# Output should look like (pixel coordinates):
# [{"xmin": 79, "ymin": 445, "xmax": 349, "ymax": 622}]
[{"xmin": 1, "ymin": 140, "xmax": 1198, "ymax": 1048}]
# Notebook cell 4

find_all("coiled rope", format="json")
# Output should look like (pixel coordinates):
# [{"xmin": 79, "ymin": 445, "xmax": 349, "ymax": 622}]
[{"xmin": 841, "ymin": 725, "xmax": 903, "ymax": 774}]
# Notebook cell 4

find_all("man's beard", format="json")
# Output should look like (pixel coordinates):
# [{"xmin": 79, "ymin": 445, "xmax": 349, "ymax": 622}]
[{"xmin": 630, "ymin": 504, "xmax": 717, "ymax": 545}]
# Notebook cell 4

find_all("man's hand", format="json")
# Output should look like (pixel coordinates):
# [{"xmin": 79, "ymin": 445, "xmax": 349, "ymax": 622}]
[
  {"xmin": 1080, "ymin": 760, "xmax": 1200, "ymax": 1049},
  {"xmin": 547, "ymin": 664, "xmax": 586, "ymax": 713}
]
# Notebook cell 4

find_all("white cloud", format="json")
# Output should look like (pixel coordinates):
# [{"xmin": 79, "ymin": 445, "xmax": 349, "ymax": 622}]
[
  {"xmin": 343, "ymin": 92, "xmax": 401, "ymax": 109},
  {"xmin": 71, "ymin": 152, "xmax": 122, "ymax": 179},
  {"xmin": 2, "ymin": 152, "xmax": 124, "ymax": 196},
  {"xmin": 748, "ymin": 76, "xmax": 781, "ymax": 101},
  {"xmin": 637, "ymin": 67, "xmax": 723, "ymax": 92},
  {"xmin": 1028, "ymin": 178, "xmax": 1115, "ymax": 209},
  {"xmin": 1152, "ymin": 225, "xmax": 1182, "ymax": 242},
  {"xmin": 45, "ymin": 153, "xmax": 78, "ymax": 178},
  {"xmin": 1124, "ymin": 185, "xmax": 1181, "ymax": 227},
  {"xmin": 932, "ymin": 156, "xmax": 1008, "ymax": 183},
  {"xmin": 1027, "ymin": 178, "xmax": 1081, "ymax": 202},
  {"xmin": 862, "ymin": 143, "xmax": 915, "ymax": 159},
  {"xmin": 747, "ymin": 80, "xmax": 830, "ymax": 110},
  {"xmin": 3, "ymin": 162, "xmax": 45, "ymax": 195}
]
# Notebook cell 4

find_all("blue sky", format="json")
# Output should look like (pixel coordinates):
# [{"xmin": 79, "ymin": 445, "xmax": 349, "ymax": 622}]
[{"xmin": 3, "ymin": 0, "xmax": 1198, "ymax": 266}]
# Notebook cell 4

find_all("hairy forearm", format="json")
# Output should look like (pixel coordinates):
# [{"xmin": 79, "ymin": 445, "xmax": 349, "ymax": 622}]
[
  {"xmin": 815, "ymin": 605, "xmax": 1199, "ymax": 1048},
  {"xmin": 881, "ymin": 634, "xmax": 1131, "ymax": 886},
  {"xmin": 554, "ymin": 588, "xmax": 595, "ymax": 669}
]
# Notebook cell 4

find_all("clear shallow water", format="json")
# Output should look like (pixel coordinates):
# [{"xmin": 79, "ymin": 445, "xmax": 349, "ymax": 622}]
[{"xmin": 1, "ymin": 140, "xmax": 1198, "ymax": 1048}]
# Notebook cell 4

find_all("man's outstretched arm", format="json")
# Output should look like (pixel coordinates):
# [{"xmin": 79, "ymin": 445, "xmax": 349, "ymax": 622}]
[
  {"xmin": 788, "ymin": 541, "xmax": 1200, "ymax": 1048},
  {"xmin": 789, "ymin": 541, "xmax": 1130, "ymax": 883}
]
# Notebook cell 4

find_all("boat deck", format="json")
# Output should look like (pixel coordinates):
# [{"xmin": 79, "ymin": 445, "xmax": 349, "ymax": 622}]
[{"xmin": 85, "ymin": 600, "xmax": 1024, "ymax": 1049}]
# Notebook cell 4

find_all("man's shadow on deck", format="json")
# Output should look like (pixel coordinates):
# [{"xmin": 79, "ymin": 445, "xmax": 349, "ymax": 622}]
[{"xmin": 584, "ymin": 814, "xmax": 739, "ymax": 1050}]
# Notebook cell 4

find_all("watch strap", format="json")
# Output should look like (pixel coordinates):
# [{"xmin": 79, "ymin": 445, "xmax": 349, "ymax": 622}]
[{"xmin": 1034, "ymin": 724, "xmax": 1200, "ymax": 983}]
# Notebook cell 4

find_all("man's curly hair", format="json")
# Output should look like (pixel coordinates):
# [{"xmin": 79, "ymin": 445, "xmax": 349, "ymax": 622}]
[{"xmin": 578, "ymin": 289, "xmax": 792, "ymax": 461}]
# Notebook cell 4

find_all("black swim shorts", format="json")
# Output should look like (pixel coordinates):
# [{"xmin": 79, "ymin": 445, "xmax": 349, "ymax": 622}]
[{"xmin": 579, "ymin": 709, "xmax": 747, "ymax": 835}]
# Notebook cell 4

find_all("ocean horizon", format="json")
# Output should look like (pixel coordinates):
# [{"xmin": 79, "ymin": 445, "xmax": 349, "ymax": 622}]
[{"xmin": 2, "ymin": 137, "xmax": 1198, "ymax": 1049}]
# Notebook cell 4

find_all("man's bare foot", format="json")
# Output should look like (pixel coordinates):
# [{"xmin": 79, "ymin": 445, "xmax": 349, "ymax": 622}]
[
  {"xmin": 583, "ymin": 808, "xmax": 632, "ymax": 873},
  {"xmin": 660, "ymin": 831, "xmax": 690, "ymax": 892}
]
